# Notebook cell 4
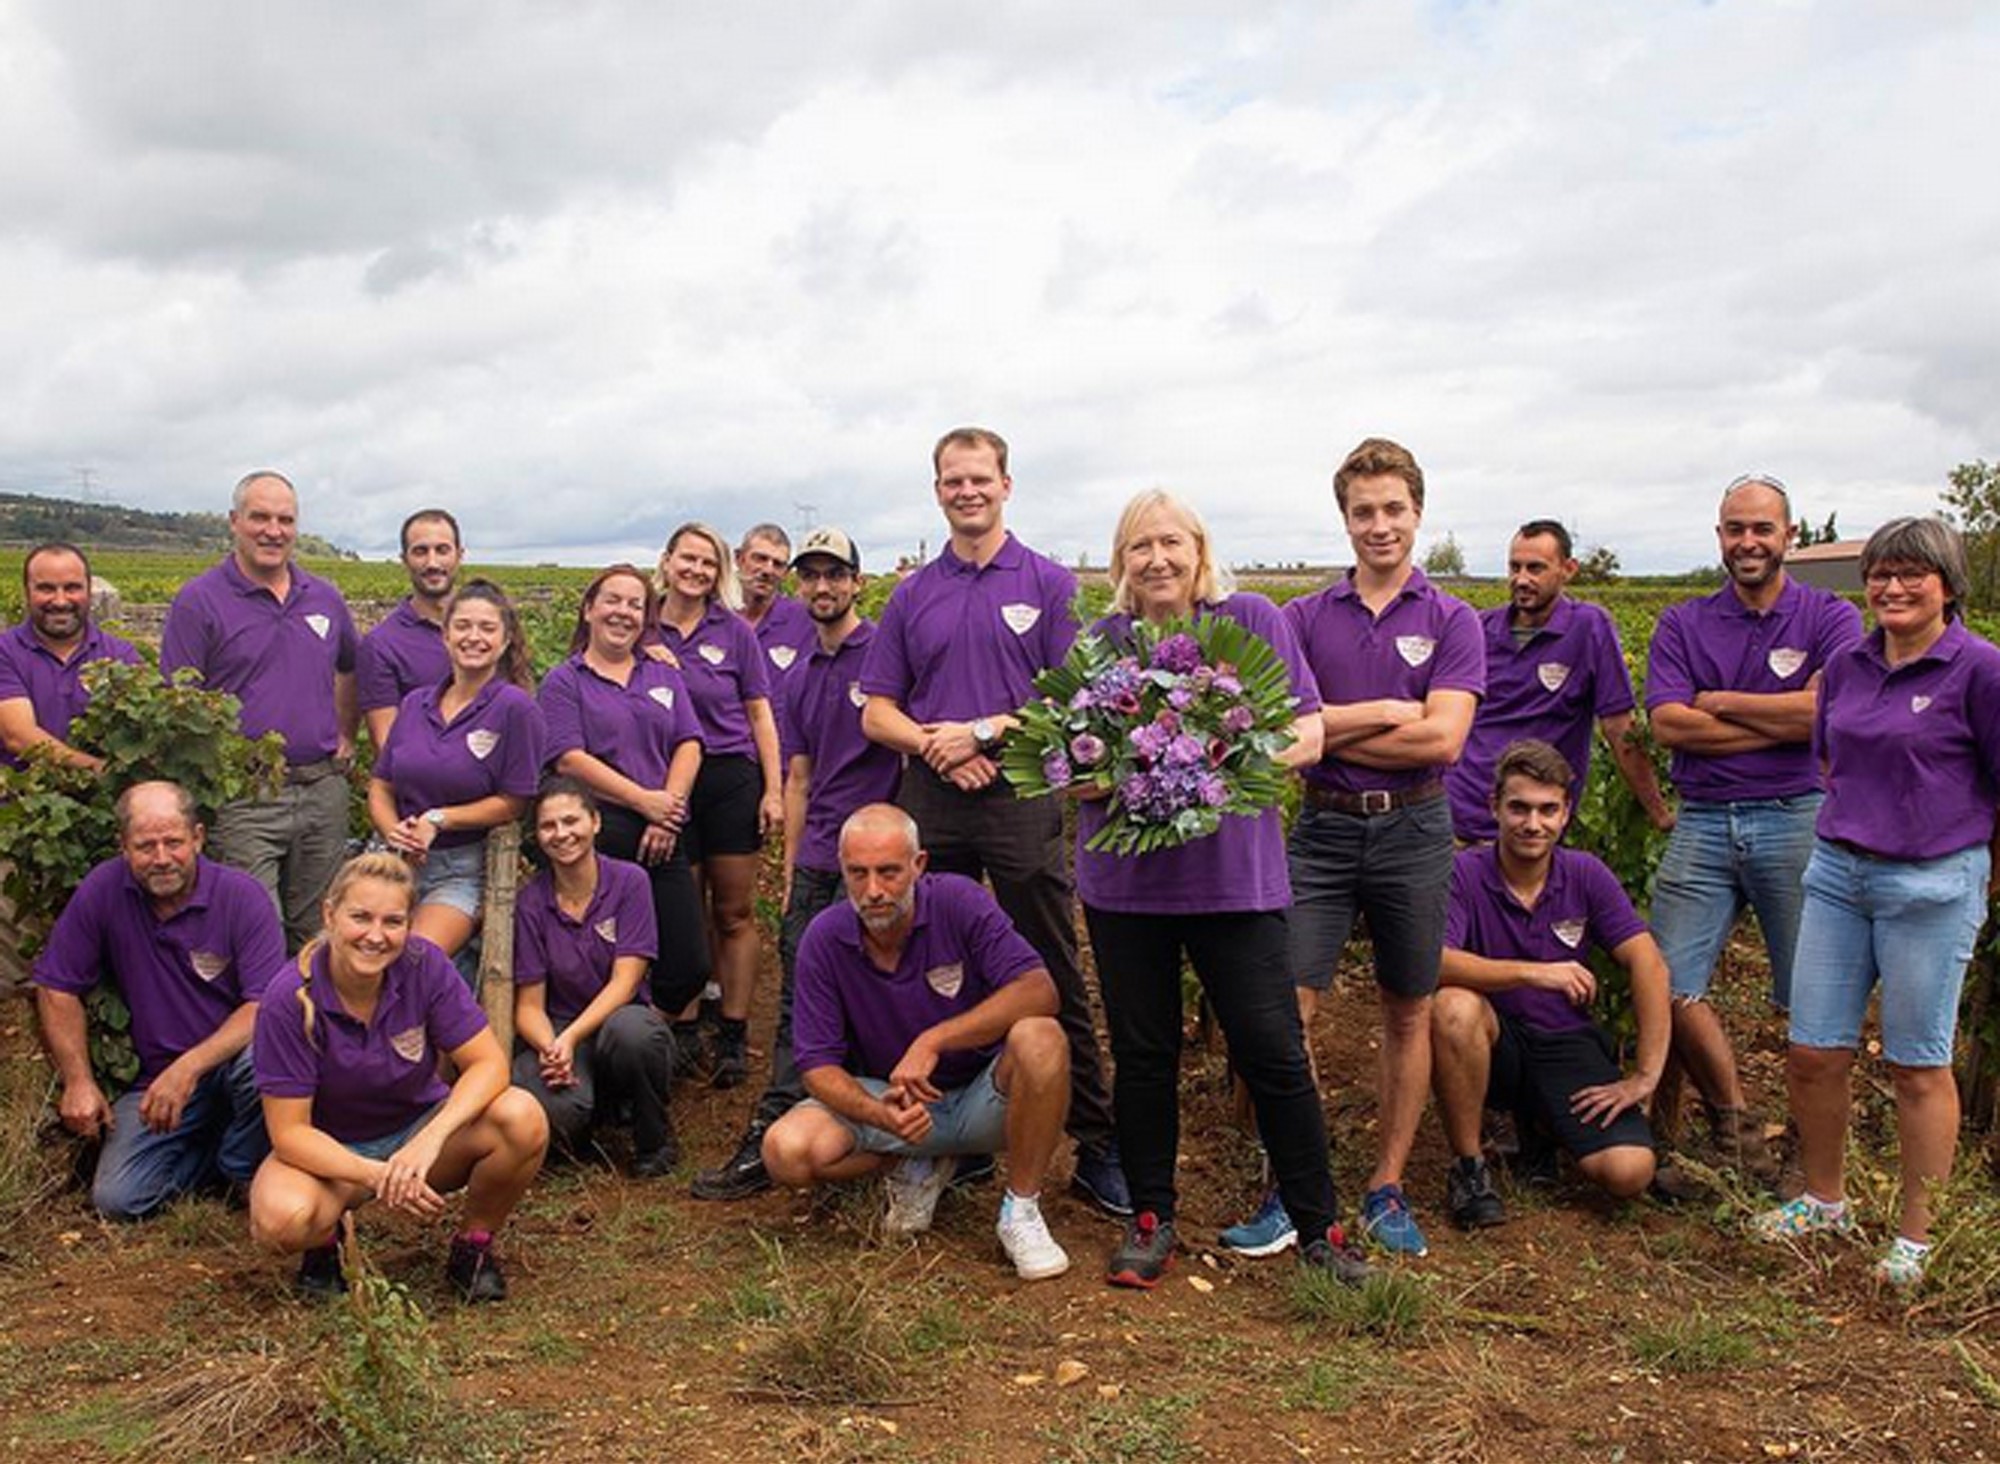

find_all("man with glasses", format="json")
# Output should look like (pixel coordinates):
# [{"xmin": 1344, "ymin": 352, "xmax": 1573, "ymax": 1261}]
[{"xmin": 1644, "ymin": 473, "xmax": 1860, "ymax": 1190}]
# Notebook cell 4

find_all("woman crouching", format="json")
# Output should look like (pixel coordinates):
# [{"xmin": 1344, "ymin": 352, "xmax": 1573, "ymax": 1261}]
[{"xmin": 248, "ymin": 852, "xmax": 549, "ymax": 1301}]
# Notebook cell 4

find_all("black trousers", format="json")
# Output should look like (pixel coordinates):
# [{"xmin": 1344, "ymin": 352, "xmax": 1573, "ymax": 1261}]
[
  {"xmin": 1084, "ymin": 905, "xmax": 1335, "ymax": 1237},
  {"xmin": 898, "ymin": 765, "xmax": 1115, "ymax": 1150},
  {"xmin": 745, "ymin": 864, "xmax": 847, "ymax": 1132},
  {"xmin": 596, "ymin": 804, "xmax": 712, "ymax": 1013}
]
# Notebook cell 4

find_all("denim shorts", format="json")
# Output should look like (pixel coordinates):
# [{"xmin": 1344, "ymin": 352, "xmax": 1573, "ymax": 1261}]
[
  {"xmin": 798, "ymin": 1056, "xmax": 1009, "ymax": 1158},
  {"xmin": 1286, "ymin": 798, "xmax": 1455, "ymax": 997},
  {"xmin": 1788, "ymin": 839, "xmax": 1989, "ymax": 1067},
  {"xmin": 415, "ymin": 839, "xmax": 486, "ymax": 918},
  {"xmin": 341, "ymin": 1104, "xmax": 440, "ymax": 1162},
  {"xmin": 1650, "ymin": 794, "xmax": 1820, "ymax": 1010}
]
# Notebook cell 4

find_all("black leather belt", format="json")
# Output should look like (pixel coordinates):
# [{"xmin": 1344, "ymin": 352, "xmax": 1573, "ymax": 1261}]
[{"xmin": 1304, "ymin": 779, "xmax": 1445, "ymax": 816}]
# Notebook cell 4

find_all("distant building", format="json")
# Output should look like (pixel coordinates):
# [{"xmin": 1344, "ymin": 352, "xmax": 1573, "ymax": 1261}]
[{"xmin": 1787, "ymin": 540, "xmax": 1865, "ymax": 594}]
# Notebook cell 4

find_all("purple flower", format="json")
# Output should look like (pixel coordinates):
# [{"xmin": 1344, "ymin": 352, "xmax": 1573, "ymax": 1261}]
[
  {"xmin": 1213, "ymin": 673, "xmax": 1242, "ymax": 697},
  {"xmin": 1167, "ymin": 733, "xmax": 1206, "ymax": 767},
  {"xmin": 1167, "ymin": 686, "xmax": 1195, "ymax": 711},
  {"xmin": 1070, "ymin": 733, "xmax": 1107, "ymax": 767},
  {"xmin": 1198, "ymin": 773, "xmax": 1228, "ymax": 807},
  {"xmin": 1221, "ymin": 705, "xmax": 1254, "ymax": 735},
  {"xmin": 1150, "ymin": 633, "xmax": 1203, "ymax": 675},
  {"xmin": 1042, "ymin": 753, "xmax": 1072, "ymax": 788},
  {"xmin": 1069, "ymin": 688, "xmax": 1095, "ymax": 712},
  {"xmin": 1129, "ymin": 721, "xmax": 1172, "ymax": 760},
  {"xmin": 1111, "ymin": 691, "xmax": 1142, "ymax": 717}
]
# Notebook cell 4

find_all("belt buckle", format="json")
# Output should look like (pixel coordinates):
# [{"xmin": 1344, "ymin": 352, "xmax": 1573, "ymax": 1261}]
[{"xmin": 1359, "ymin": 789, "xmax": 1393, "ymax": 816}]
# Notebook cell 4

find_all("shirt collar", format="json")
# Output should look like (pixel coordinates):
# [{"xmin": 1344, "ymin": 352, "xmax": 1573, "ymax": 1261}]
[
  {"xmin": 1716, "ymin": 574, "xmax": 1802, "ymax": 621},
  {"xmin": 809, "ymin": 617, "xmax": 875, "ymax": 663},
  {"xmin": 1475, "ymin": 844, "xmax": 1573, "ymax": 915},
  {"xmin": 7, "ymin": 619, "xmax": 108, "ymax": 663},
  {"xmin": 1331, "ymin": 564, "xmax": 1428, "ymax": 606},
  {"xmin": 119, "ymin": 854, "xmax": 220, "ymax": 919},
  {"xmin": 1859, "ymin": 618, "xmax": 1969, "ymax": 673},
  {"xmin": 1493, "ymin": 594, "xmax": 1577, "ymax": 646},
  {"xmin": 939, "ymin": 533, "xmax": 1024, "ymax": 577},
  {"xmin": 831, "ymin": 873, "xmax": 936, "ymax": 956},
  {"xmin": 309, "ymin": 940, "xmax": 415, "ymax": 1028},
  {"xmin": 220, "ymin": 554, "xmax": 303, "ymax": 605}
]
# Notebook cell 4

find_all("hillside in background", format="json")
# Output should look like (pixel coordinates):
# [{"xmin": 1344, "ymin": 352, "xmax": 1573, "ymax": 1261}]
[{"xmin": 0, "ymin": 490, "xmax": 354, "ymax": 559}]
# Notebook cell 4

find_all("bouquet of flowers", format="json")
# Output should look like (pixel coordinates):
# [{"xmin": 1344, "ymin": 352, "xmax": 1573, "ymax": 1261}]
[{"xmin": 1003, "ymin": 612, "xmax": 1300, "ymax": 855}]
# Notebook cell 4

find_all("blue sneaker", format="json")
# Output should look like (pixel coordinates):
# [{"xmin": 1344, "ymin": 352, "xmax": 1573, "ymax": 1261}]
[
  {"xmin": 1219, "ymin": 1188, "xmax": 1297, "ymax": 1256},
  {"xmin": 1070, "ymin": 1142, "xmax": 1134, "ymax": 1218},
  {"xmin": 1360, "ymin": 1184, "xmax": 1429, "ymax": 1258}
]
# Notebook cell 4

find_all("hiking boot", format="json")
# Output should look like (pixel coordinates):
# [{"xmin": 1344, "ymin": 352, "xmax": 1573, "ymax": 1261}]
[
  {"xmin": 883, "ymin": 1155, "xmax": 957, "ymax": 1236},
  {"xmin": 710, "ymin": 1019, "xmax": 749, "ymax": 1090},
  {"xmin": 1705, "ymin": 1103, "xmax": 1782, "ymax": 1189},
  {"xmin": 670, "ymin": 1021, "xmax": 712, "ymax": 1083},
  {"xmin": 294, "ymin": 1240, "xmax": 347, "ymax": 1299},
  {"xmin": 1648, "ymin": 1150, "xmax": 1704, "ymax": 1204},
  {"xmin": 631, "ymin": 1142, "xmax": 680, "ymax": 1180},
  {"xmin": 1360, "ymin": 1184, "xmax": 1429, "ymax": 1257},
  {"xmin": 1070, "ymin": 1141, "xmax": 1134, "ymax": 1218},
  {"xmin": 690, "ymin": 1128, "xmax": 772, "ymax": 1200},
  {"xmin": 1298, "ymin": 1223, "xmax": 1373, "ymax": 1286},
  {"xmin": 445, "ymin": 1231, "xmax": 508, "ymax": 1303},
  {"xmin": 996, "ymin": 1193, "xmax": 1071, "ymax": 1281},
  {"xmin": 1106, "ymin": 1211, "xmax": 1175, "ymax": 1289},
  {"xmin": 1219, "ymin": 1188, "xmax": 1298, "ymax": 1256},
  {"xmin": 1750, "ymin": 1193, "xmax": 1857, "ymax": 1243},
  {"xmin": 1445, "ymin": 1156, "xmax": 1508, "ymax": 1230}
]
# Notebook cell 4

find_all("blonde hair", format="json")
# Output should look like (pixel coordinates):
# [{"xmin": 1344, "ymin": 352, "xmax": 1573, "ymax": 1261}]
[
  {"xmin": 296, "ymin": 853, "xmax": 417, "ymax": 1049},
  {"xmin": 655, "ymin": 521, "xmax": 742, "ymax": 612},
  {"xmin": 1108, "ymin": 489, "xmax": 1234, "ymax": 616}
]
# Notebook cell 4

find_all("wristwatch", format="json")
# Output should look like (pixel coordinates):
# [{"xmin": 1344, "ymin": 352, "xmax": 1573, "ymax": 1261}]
[
  {"xmin": 423, "ymin": 808, "xmax": 448, "ymax": 831},
  {"xmin": 971, "ymin": 717, "xmax": 1000, "ymax": 754}
]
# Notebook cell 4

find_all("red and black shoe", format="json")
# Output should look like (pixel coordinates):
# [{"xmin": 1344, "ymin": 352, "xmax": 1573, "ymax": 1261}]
[{"xmin": 1106, "ymin": 1211, "xmax": 1176, "ymax": 1290}]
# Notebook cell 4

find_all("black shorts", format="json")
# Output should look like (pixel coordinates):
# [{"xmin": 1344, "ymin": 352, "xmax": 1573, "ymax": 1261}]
[
  {"xmin": 683, "ymin": 753, "xmax": 764, "ymax": 863},
  {"xmin": 1487, "ymin": 1014, "xmax": 1653, "ymax": 1160}
]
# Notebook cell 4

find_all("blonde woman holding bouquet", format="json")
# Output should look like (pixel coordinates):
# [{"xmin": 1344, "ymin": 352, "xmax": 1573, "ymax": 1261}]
[{"xmin": 1074, "ymin": 490, "xmax": 1371, "ymax": 1289}]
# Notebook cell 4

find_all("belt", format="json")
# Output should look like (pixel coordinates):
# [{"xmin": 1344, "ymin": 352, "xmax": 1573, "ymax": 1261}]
[
  {"xmin": 284, "ymin": 758, "xmax": 341, "ymax": 786},
  {"xmin": 1304, "ymin": 779, "xmax": 1445, "ymax": 816}
]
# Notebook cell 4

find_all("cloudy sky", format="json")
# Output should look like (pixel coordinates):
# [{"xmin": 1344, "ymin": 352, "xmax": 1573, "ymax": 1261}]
[{"xmin": 1, "ymin": 2, "xmax": 1994, "ymax": 573}]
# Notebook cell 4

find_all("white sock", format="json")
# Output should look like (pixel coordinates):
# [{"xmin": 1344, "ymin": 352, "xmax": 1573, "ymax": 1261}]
[
  {"xmin": 1803, "ymin": 1191, "xmax": 1847, "ymax": 1217},
  {"xmin": 1002, "ymin": 1189, "xmax": 1042, "ymax": 1219}
]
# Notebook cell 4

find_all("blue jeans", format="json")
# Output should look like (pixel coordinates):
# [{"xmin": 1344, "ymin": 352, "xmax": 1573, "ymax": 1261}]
[
  {"xmin": 93, "ymin": 1049, "xmax": 268, "ymax": 1220},
  {"xmin": 1651, "ymin": 794, "xmax": 1821, "ymax": 1011},
  {"xmin": 1789, "ymin": 840, "xmax": 1989, "ymax": 1067},
  {"xmin": 797, "ymin": 1056, "xmax": 1011, "ymax": 1158}
]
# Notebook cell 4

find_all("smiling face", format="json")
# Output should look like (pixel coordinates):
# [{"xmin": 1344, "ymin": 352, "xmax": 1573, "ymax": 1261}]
[
  {"xmin": 1119, "ymin": 502, "xmax": 1201, "ymax": 622},
  {"xmin": 934, "ymin": 441, "xmax": 1011, "ymax": 541},
  {"xmin": 229, "ymin": 476, "xmax": 298, "ymax": 577},
  {"xmin": 1865, "ymin": 560, "xmax": 1948, "ymax": 643},
  {"xmin": 444, "ymin": 595, "xmax": 507, "ymax": 678},
  {"xmin": 661, "ymin": 531, "xmax": 721, "ymax": 603},
  {"xmin": 120, "ymin": 794, "xmax": 204, "ymax": 906},
  {"xmin": 402, "ymin": 516, "xmax": 463, "ymax": 604},
  {"xmin": 583, "ymin": 572, "xmax": 650, "ymax": 656},
  {"xmin": 794, "ymin": 555, "xmax": 860, "ymax": 625},
  {"xmin": 534, "ymin": 792, "xmax": 600, "ymax": 870},
  {"xmin": 1341, "ymin": 473, "xmax": 1421, "ymax": 575},
  {"xmin": 23, "ymin": 547, "xmax": 90, "ymax": 647},
  {"xmin": 1493, "ymin": 772, "xmax": 1571, "ymax": 866},
  {"xmin": 1717, "ymin": 482, "xmax": 1793, "ymax": 591},
  {"xmin": 324, "ymin": 876, "xmax": 413, "ymax": 981}
]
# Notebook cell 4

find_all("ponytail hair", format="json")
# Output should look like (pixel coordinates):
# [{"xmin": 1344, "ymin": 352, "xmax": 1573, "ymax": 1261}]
[{"xmin": 296, "ymin": 852, "xmax": 417, "ymax": 1049}]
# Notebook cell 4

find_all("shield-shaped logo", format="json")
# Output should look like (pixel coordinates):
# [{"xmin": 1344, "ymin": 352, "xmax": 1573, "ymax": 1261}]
[
  {"xmin": 593, "ymin": 917, "xmax": 618, "ymax": 943},
  {"xmin": 924, "ymin": 963, "xmax": 964, "ymax": 999},
  {"xmin": 1912, "ymin": 695, "xmax": 1933, "ymax": 714},
  {"xmin": 390, "ymin": 1025, "xmax": 427, "ymax": 1064},
  {"xmin": 1000, "ymin": 603, "xmax": 1041, "ymax": 635},
  {"xmin": 1538, "ymin": 662, "xmax": 1571, "ymax": 693},
  {"xmin": 769, "ymin": 645, "xmax": 798, "ymax": 672},
  {"xmin": 1395, "ymin": 636, "xmax": 1436, "ymax": 668},
  {"xmin": 848, "ymin": 680, "xmax": 867, "ymax": 709},
  {"xmin": 465, "ymin": 729, "xmax": 499, "ymax": 760},
  {"xmin": 1767, "ymin": 647, "xmax": 1807, "ymax": 679},
  {"xmin": 698, "ymin": 644, "xmax": 726, "ymax": 666},
  {"xmin": 189, "ymin": 950, "xmax": 229, "ymax": 982},
  {"xmin": 304, "ymin": 613, "xmax": 331, "ymax": 639},
  {"xmin": 1552, "ymin": 919, "xmax": 1586, "ymax": 949},
  {"xmin": 648, "ymin": 686, "xmax": 677, "ymax": 710}
]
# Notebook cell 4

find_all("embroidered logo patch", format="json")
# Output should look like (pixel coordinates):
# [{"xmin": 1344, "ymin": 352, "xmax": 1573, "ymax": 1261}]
[
  {"xmin": 594, "ymin": 917, "xmax": 618, "ymax": 943},
  {"xmin": 769, "ymin": 645, "xmax": 798, "ymax": 672},
  {"xmin": 1912, "ymin": 694, "xmax": 1933, "ymax": 714},
  {"xmin": 647, "ymin": 686, "xmax": 677, "ymax": 710},
  {"xmin": 390, "ymin": 1025, "xmax": 427, "ymax": 1063},
  {"xmin": 189, "ymin": 950, "xmax": 229, "ymax": 982},
  {"xmin": 465, "ymin": 729, "xmax": 499, "ymax": 760},
  {"xmin": 1000, "ymin": 603, "xmax": 1041, "ymax": 635},
  {"xmin": 848, "ymin": 680, "xmax": 867, "ymax": 709},
  {"xmin": 1551, "ymin": 919, "xmax": 1586, "ymax": 949},
  {"xmin": 924, "ymin": 963, "xmax": 964, "ymax": 998},
  {"xmin": 1538, "ymin": 662, "xmax": 1571, "ymax": 692},
  {"xmin": 1395, "ymin": 635, "xmax": 1436, "ymax": 668},
  {"xmin": 698, "ymin": 644, "xmax": 726, "ymax": 666},
  {"xmin": 304, "ymin": 614, "xmax": 331, "ymax": 639},
  {"xmin": 1767, "ymin": 647, "xmax": 1807, "ymax": 679}
]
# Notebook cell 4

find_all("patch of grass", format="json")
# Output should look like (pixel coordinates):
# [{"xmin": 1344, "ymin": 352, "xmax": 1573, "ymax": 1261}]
[
  {"xmin": 1279, "ymin": 1350, "xmax": 1384, "ymax": 1415},
  {"xmin": 1908, "ymin": 1168, "xmax": 2000, "ymax": 1329},
  {"xmin": 1953, "ymin": 1341, "xmax": 2000, "ymax": 1411},
  {"xmin": 0, "ymin": 1042, "xmax": 68, "ymax": 1245},
  {"xmin": 1287, "ymin": 1266, "xmax": 1429, "ymax": 1343},
  {"xmin": 1043, "ymin": 1392, "xmax": 1197, "ymax": 1464},
  {"xmin": 735, "ymin": 1240, "xmax": 920, "ymax": 1406},
  {"xmin": 1626, "ymin": 1310, "xmax": 1758, "ymax": 1373},
  {"xmin": 905, "ymin": 1298, "xmax": 971, "ymax": 1357},
  {"xmin": 20, "ymin": 1394, "xmax": 154, "ymax": 1454}
]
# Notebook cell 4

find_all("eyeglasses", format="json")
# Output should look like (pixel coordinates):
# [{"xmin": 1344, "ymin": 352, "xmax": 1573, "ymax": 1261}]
[
  {"xmin": 1863, "ymin": 567, "xmax": 1936, "ymax": 590},
  {"xmin": 795, "ymin": 565, "xmax": 855, "ymax": 585}
]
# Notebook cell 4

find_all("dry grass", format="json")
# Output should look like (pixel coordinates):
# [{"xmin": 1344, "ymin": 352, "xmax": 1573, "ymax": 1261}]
[{"xmin": 119, "ymin": 1344, "xmax": 329, "ymax": 1461}]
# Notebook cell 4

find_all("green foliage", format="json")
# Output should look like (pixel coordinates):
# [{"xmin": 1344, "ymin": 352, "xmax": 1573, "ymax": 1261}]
[
  {"xmin": 1625, "ymin": 1311, "xmax": 1757, "ymax": 1373},
  {"xmin": 1043, "ymin": 1393, "xmax": 1197, "ymax": 1464},
  {"xmin": 1943, "ymin": 458, "xmax": 2000, "ymax": 609},
  {"xmin": 1794, "ymin": 510, "xmax": 1840, "ymax": 546},
  {"xmin": 1421, "ymin": 531, "xmax": 1466, "ymax": 577},
  {"xmin": 318, "ymin": 1272, "xmax": 452, "ymax": 1463},
  {"xmin": 1286, "ymin": 1267, "xmax": 1430, "ymax": 1342},
  {"xmin": 1574, "ymin": 544, "xmax": 1621, "ymax": 584}
]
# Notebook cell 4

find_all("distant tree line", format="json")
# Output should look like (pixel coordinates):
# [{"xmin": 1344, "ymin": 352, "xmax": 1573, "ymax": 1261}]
[{"xmin": 0, "ymin": 491, "xmax": 354, "ymax": 559}]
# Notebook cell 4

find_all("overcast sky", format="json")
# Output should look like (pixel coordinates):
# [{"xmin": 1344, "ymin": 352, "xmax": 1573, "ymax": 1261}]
[{"xmin": 1, "ymin": 2, "xmax": 1994, "ymax": 573}]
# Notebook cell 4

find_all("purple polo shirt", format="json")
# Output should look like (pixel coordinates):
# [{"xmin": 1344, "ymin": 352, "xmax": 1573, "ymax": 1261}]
[
  {"xmin": 356, "ymin": 600, "xmax": 448, "ymax": 715},
  {"xmin": 748, "ymin": 594, "xmax": 819, "ymax": 759},
  {"xmin": 1075, "ymin": 594, "xmax": 1321, "ymax": 914},
  {"xmin": 861, "ymin": 534, "xmax": 1080, "ymax": 722},
  {"xmin": 538, "ymin": 653, "xmax": 700, "ymax": 790},
  {"xmin": 160, "ymin": 557, "xmax": 359, "ymax": 765},
  {"xmin": 372, "ymin": 679, "xmax": 545, "ymax": 848},
  {"xmin": 1448, "ymin": 597, "xmax": 1637, "ymax": 841},
  {"xmin": 513, "ymin": 855, "xmax": 658, "ymax": 1026},
  {"xmin": 1814, "ymin": 621, "xmax": 2000, "ymax": 861},
  {"xmin": 1645, "ymin": 577, "xmax": 1862, "ymax": 803},
  {"xmin": 0, "ymin": 621, "xmax": 143, "ymax": 769},
  {"xmin": 779, "ymin": 620, "xmax": 905, "ymax": 876},
  {"xmin": 1285, "ymin": 567, "xmax": 1485, "ymax": 794},
  {"xmin": 792, "ymin": 872, "xmax": 1044, "ymax": 1090},
  {"xmin": 253, "ymin": 936, "xmax": 487, "ymax": 1145},
  {"xmin": 650, "ymin": 601, "xmax": 770, "ymax": 760},
  {"xmin": 33, "ymin": 855, "xmax": 283, "ymax": 1084},
  {"xmin": 1445, "ymin": 845, "xmax": 1648, "ymax": 1034}
]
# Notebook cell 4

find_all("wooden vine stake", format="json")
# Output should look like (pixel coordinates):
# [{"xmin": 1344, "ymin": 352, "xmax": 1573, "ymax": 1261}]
[{"xmin": 478, "ymin": 822, "xmax": 521, "ymax": 1052}]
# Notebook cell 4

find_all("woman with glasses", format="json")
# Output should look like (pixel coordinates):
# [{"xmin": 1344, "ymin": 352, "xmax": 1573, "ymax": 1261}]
[{"xmin": 1753, "ymin": 517, "xmax": 2000, "ymax": 1289}]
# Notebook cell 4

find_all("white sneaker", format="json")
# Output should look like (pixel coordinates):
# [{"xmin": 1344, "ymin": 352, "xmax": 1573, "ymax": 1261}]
[
  {"xmin": 883, "ymin": 1155, "xmax": 956, "ymax": 1236},
  {"xmin": 996, "ymin": 1194, "xmax": 1071, "ymax": 1281}
]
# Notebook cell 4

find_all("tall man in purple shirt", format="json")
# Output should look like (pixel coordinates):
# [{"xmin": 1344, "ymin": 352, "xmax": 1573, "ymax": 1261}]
[
  {"xmin": 1645, "ymin": 474, "xmax": 1863, "ymax": 1186},
  {"xmin": 33, "ymin": 781, "xmax": 284, "ymax": 1219},
  {"xmin": 357, "ymin": 509, "xmax": 463, "ymax": 747},
  {"xmin": 1280, "ymin": 437, "xmax": 1484, "ymax": 1258},
  {"xmin": 0, "ymin": 541, "xmax": 142, "ymax": 772},
  {"xmin": 859, "ymin": 427, "xmax": 1126, "ymax": 1215},
  {"xmin": 762, "ymin": 805, "xmax": 1074, "ymax": 1280},
  {"xmin": 735, "ymin": 523, "xmax": 818, "ymax": 752},
  {"xmin": 162, "ymin": 471, "xmax": 360, "ymax": 951},
  {"xmin": 694, "ymin": 527, "xmax": 904, "ymax": 1200},
  {"xmin": 1446, "ymin": 520, "xmax": 1673, "ymax": 843}
]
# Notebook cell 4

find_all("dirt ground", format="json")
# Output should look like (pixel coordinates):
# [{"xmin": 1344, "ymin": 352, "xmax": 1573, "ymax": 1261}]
[{"xmin": 1, "ymin": 921, "xmax": 1997, "ymax": 1464}]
